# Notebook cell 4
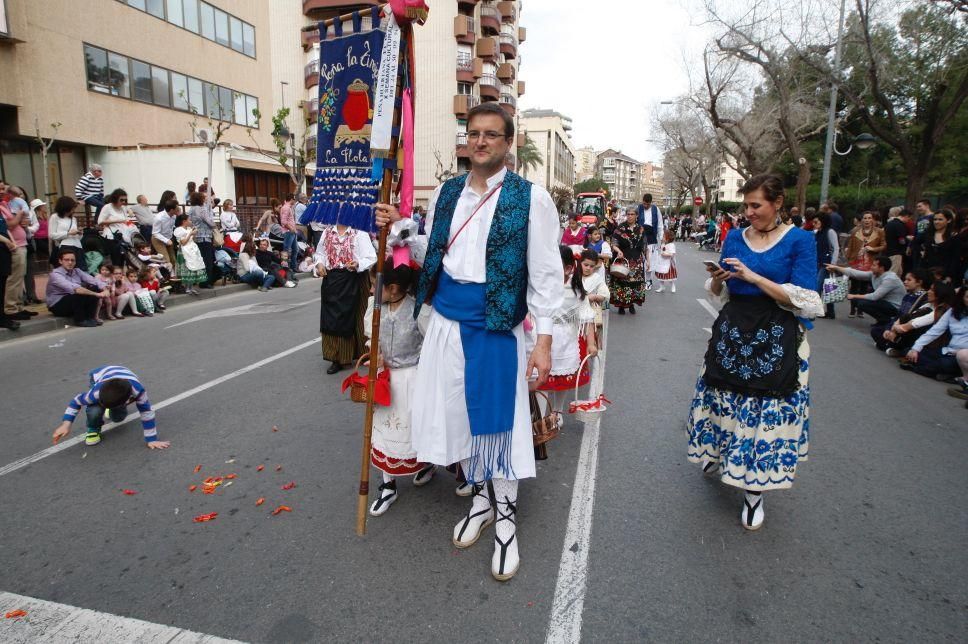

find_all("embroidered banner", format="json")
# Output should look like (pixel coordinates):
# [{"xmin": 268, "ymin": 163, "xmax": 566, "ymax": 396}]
[
  {"xmin": 301, "ymin": 7, "xmax": 389, "ymax": 233},
  {"xmin": 370, "ymin": 11, "xmax": 401, "ymax": 157}
]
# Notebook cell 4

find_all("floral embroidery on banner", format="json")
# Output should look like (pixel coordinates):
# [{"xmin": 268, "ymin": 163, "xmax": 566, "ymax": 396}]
[{"xmin": 714, "ymin": 320, "xmax": 785, "ymax": 381}]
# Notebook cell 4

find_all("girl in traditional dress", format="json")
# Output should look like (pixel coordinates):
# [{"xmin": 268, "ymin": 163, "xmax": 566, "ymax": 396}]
[
  {"xmin": 653, "ymin": 229, "xmax": 678, "ymax": 293},
  {"xmin": 313, "ymin": 224, "xmax": 376, "ymax": 374},
  {"xmin": 172, "ymin": 213, "xmax": 206, "ymax": 295},
  {"xmin": 580, "ymin": 248, "xmax": 610, "ymax": 328},
  {"xmin": 538, "ymin": 246, "xmax": 598, "ymax": 418},
  {"xmin": 584, "ymin": 227, "xmax": 612, "ymax": 281},
  {"xmin": 687, "ymin": 174, "xmax": 823, "ymax": 531},
  {"xmin": 610, "ymin": 207, "xmax": 647, "ymax": 314},
  {"xmin": 364, "ymin": 263, "xmax": 436, "ymax": 516}
]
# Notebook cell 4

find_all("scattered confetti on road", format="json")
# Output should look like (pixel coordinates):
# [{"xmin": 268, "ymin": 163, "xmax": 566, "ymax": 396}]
[
  {"xmin": 122, "ymin": 489, "xmax": 137, "ymax": 495},
  {"xmin": 256, "ymin": 498, "xmax": 265, "ymax": 506},
  {"xmin": 193, "ymin": 512, "xmax": 218, "ymax": 523},
  {"xmin": 256, "ymin": 465, "xmax": 265, "ymax": 472},
  {"xmin": 193, "ymin": 465, "xmax": 202, "ymax": 473},
  {"xmin": 5, "ymin": 609, "xmax": 27, "ymax": 619},
  {"xmin": 271, "ymin": 505, "xmax": 292, "ymax": 516},
  {"xmin": 281, "ymin": 482, "xmax": 296, "ymax": 490}
]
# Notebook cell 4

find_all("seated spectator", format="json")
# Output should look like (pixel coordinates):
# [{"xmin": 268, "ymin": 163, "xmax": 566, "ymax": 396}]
[
  {"xmin": 256, "ymin": 199, "xmax": 286, "ymax": 239},
  {"xmin": 870, "ymin": 268, "xmax": 930, "ymax": 350},
  {"xmin": 173, "ymin": 213, "xmax": 206, "ymax": 295},
  {"xmin": 118, "ymin": 268, "xmax": 151, "ymax": 317},
  {"xmin": 46, "ymin": 247, "xmax": 109, "ymax": 327},
  {"xmin": 130, "ymin": 194, "xmax": 155, "ymax": 244},
  {"xmin": 220, "ymin": 199, "xmax": 241, "ymax": 234},
  {"xmin": 138, "ymin": 266, "xmax": 168, "ymax": 312},
  {"xmin": 129, "ymin": 241, "xmax": 172, "ymax": 282},
  {"xmin": 83, "ymin": 236, "xmax": 105, "ymax": 274},
  {"xmin": 97, "ymin": 188, "xmax": 133, "ymax": 266},
  {"xmin": 255, "ymin": 237, "xmax": 296, "ymax": 288},
  {"xmin": 74, "ymin": 164, "xmax": 105, "ymax": 215},
  {"xmin": 884, "ymin": 282, "xmax": 956, "ymax": 357},
  {"xmin": 93, "ymin": 264, "xmax": 120, "ymax": 321},
  {"xmin": 152, "ymin": 199, "xmax": 179, "ymax": 268},
  {"xmin": 904, "ymin": 286, "xmax": 968, "ymax": 381},
  {"xmin": 237, "ymin": 234, "xmax": 275, "ymax": 292},
  {"xmin": 826, "ymin": 257, "xmax": 905, "ymax": 325}
]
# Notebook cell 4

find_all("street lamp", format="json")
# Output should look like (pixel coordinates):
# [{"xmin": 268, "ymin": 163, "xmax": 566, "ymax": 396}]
[{"xmin": 832, "ymin": 131, "xmax": 876, "ymax": 156}]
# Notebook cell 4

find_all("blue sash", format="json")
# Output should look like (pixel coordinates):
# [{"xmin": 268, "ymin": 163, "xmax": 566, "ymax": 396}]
[{"xmin": 433, "ymin": 271, "xmax": 516, "ymax": 481}]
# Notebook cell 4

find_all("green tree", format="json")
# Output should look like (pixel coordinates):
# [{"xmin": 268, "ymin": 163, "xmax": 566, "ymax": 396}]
[
  {"xmin": 247, "ymin": 107, "xmax": 309, "ymax": 195},
  {"xmin": 516, "ymin": 135, "xmax": 541, "ymax": 178},
  {"xmin": 573, "ymin": 177, "xmax": 610, "ymax": 198},
  {"xmin": 549, "ymin": 186, "xmax": 573, "ymax": 213}
]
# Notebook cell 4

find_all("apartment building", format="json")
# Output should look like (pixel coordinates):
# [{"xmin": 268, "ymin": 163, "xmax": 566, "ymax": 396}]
[
  {"xmin": 712, "ymin": 153, "xmax": 746, "ymax": 202},
  {"xmin": 301, "ymin": 0, "xmax": 526, "ymax": 208},
  {"xmin": 639, "ymin": 161, "xmax": 665, "ymax": 201},
  {"xmin": 518, "ymin": 108, "xmax": 575, "ymax": 191},
  {"xmin": 574, "ymin": 146, "xmax": 599, "ymax": 183},
  {"xmin": 596, "ymin": 149, "xmax": 641, "ymax": 204},
  {"xmin": 0, "ymin": 0, "xmax": 309, "ymax": 213}
]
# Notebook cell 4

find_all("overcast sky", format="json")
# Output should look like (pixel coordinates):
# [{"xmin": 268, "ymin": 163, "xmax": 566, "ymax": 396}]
[{"xmin": 518, "ymin": 0, "xmax": 712, "ymax": 165}]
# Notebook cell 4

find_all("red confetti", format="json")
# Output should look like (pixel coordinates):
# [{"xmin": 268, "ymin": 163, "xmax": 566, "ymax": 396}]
[
  {"xmin": 193, "ymin": 464, "xmax": 202, "ymax": 473},
  {"xmin": 193, "ymin": 512, "xmax": 218, "ymax": 523},
  {"xmin": 275, "ymin": 465, "xmax": 282, "ymax": 472},
  {"xmin": 122, "ymin": 489, "xmax": 137, "ymax": 495},
  {"xmin": 256, "ymin": 465, "xmax": 265, "ymax": 472},
  {"xmin": 281, "ymin": 481, "xmax": 296, "ymax": 490},
  {"xmin": 272, "ymin": 425, "xmax": 279, "ymax": 432},
  {"xmin": 256, "ymin": 497, "xmax": 265, "ymax": 506},
  {"xmin": 188, "ymin": 485, "xmax": 197, "ymax": 492},
  {"xmin": 5, "ymin": 610, "xmax": 27, "ymax": 619},
  {"xmin": 271, "ymin": 505, "xmax": 292, "ymax": 516},
  {"xmin": 225, "ymin": 474, "xmax": 237, "ymax": 480},
  {"xmin": 527, "ymin": 601, "xmax": 535, "ymax": 607}
]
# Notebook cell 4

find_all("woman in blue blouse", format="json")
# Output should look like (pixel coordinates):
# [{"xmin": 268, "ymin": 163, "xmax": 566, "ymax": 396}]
[{"xmin": 687, "ymin": 174, "xmax": 823, "ymax": 531}]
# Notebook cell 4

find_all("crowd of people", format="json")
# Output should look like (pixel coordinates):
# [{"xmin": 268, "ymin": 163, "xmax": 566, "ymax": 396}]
[{"xmin": 0, "ymin": 166, "xmax": 317, "ymax": 331}]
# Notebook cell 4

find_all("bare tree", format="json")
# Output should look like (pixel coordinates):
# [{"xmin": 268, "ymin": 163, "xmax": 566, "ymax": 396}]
[
  {"xmin": 433, "ymin": 148, "xmax": 457, "ymax": 184},
  {"xmin": 654, "ymin": 101, "xmax": 721, "ymax": 214},
  {"xmin": 34, "ymin": 118, "xmax": 62, "ymax": 208},
  {"xmin": 246, "ymin": 107, "xmax": 310, "ymax": 195}
]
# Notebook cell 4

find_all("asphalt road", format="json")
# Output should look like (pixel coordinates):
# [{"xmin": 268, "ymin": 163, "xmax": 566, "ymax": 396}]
[{"xmin": 0, "ymin": 244, "xmax": 965, "ymax": 643}]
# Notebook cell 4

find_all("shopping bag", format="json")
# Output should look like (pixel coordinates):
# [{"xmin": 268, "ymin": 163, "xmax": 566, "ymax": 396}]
[
  {"xmin": 822, "ymin": 275, "xmax": 848, "ymax": 304},
  {"xmin": 134, "ymin": 289, "xmax": 155, "ymax": 314}
]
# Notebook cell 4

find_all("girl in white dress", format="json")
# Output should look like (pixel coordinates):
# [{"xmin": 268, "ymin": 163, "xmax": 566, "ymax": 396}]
[
  {"xmin": 653, "ymin": 229, "xmax": 678, "ymax": 293},
  {"xmin": 363, "ymin": 263, "xmax": 435, "ymax": 516},
  {"xmin": 172, "ymin": 213, "xmax": 206, "ymax": 294}
]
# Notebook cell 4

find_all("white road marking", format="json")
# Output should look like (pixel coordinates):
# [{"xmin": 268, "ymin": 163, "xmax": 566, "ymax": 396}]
[
  {"xmin": 0, "ymin": 591, "xmax": 243, "ymax": 643},
  {"xmin": 703, "ymin": 327, "xmax": 712, "ymax": 334},
  {"xmin": 0, "ymin": 337, "xmax": 321, "ymax": 478},
  {"xmin": 696, "ymin": 298, "xmax": 719, "ymax": 319},
  {"xmin": 164, "ymin": 297, "xmax": 320, "ymax": 329}
]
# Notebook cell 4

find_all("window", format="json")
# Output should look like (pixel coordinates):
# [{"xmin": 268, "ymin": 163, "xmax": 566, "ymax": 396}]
[
  {"xmin": 171, "ymin": 72, "xmax": 188, "ymax": 110},
  {"xmin": 108, "ymin": 52, "xmax": 130, "ymax": 98},
  {"xmin": 214, "ymin": 8, "xmax": 229, "ymax": 47},
  {"xmin": 234, "ymin": 92, "xmax": 247, "ymax": 126},
  {"xmin": 187, "ymin": 77, "xmax": 203, "ymax": 114},
  {"xmin": 151, "ymin": 66, "xmax": 170, "ymax": 106},
  {"xmin": 127, "ymin": 0, "xmax": 146, "ymax": 10},
  {"xmin": 242, "ymin": 23, "xmax": 255, "ymax": 57},
  {"xmin": 183, "ymin": 0, "xmax": 199, "ymax": 33},
  {"xmin": 131, "ymin": 59, "xmax": 152, "ymax": 102},
  {"xmin": 146, "ymin": 0, "xmax": 165, "ymax": 18},
  {"xmin": 245, "ymin": 95, "xmax": 259, "ymax": 127},
  {"xmin": 84, "ymin": 45, "xmax": 110, "ymax": 93},
  {"xmin": 165, "ymin": 0, "xmax": 182, "ymax": 26},
  {"xmin": 229, "ymin": 16, "xmax": 243, "ymax": 52},
  {"xmin": 219, "ymin": 86, "xmax": 234, "ymax": 121},
  {"xmin": 203, "ymin": 82, "xmax": 219, "ymax": 119},
  {"xmin": 200, "ymin": 2, "xmax": 214, "ymax": 39},
  {"xmin": 457, "ymin": 82, "xmax": 472, "ymax": 95}
]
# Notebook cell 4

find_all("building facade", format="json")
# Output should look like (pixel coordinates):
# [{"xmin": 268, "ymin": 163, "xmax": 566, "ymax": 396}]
[
  {"xmin": 518, "ymin": 108, "xmax": 575, "ymax": 192},
  {"xmin": 596, "ymin": 149, "xmax": 641, "ymax": 204},
  {"xmin": 638, "ymin": 161, "xmax": 665, "ymax": 201},
  {"xmin": 301, "ymin": 0, "xmax": 527, "ymax": 208},
  {"xmin": 712, "ymin": 153, "xmax": 745, "ymax": 202},
  {"xmin": 574, "ymin": 146, "xmax": 599, "ymax": 184},
  {"xmin": 0, "ymin": 0, "xmax": 307, "ymax": 217}
]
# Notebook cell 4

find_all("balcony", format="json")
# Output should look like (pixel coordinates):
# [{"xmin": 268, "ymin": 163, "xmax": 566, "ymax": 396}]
[
  {"xmin": 497, "ymin": 62, "xmax": 515, "ymax": 82},
  {"xmin": 519, "ymin": 26, "xmax": 527, "ymax": 42},
  {"xmin": 301, "ymin": 26, "xmax": 319, "ymax": 48},
  {"xmin": 454, "ymin": 93, "xmax": 481, "ymax": 117},
  {"xmin": 517, "ymin": 80, "xmax": 525, "ymax": 96},
  {"xmin": 305, "ymin": 59, "xmax": 319, "ymax": 89},
  {"xmin": 480, "ymin": 3, "xmax": 501, "ymax": 34},
  {"xmin": 305, "ymin": 100, "xmax": 319, "ymax": 123},
  {"xmin": 303, "ymin": 0, "xmax": 380, "ymax": 15},
  {"xmin": 499, "ymin": 93, "xmax": 516, "ymax": 115},
  {"xmin": 479, "ymin": 74, "xmax": 500, "ymax": 100},
  {"xmin": 476, "ymin": 36, "xmax": 498, "ymax": 59},
  {"xmin": 305, "ymin": 135, "xmax": 317, "ymax": 160},
  {"xmin": 457, "ymin": 55, "xmax": 484, "ymax": 83},
  {"xmin": 499, "ymin": 33, "xmax": 517, "ymax": 58},
  {"xmin": 454, "ymin": 15, "xmax": 476, "ymax": 45},
  {"xmin": 456, "ymin": 131, "xmax": 470, "ymax": 158},
  {"xmin": 498, "ymin": 1, "xmax": 517, "ymax": 22}
]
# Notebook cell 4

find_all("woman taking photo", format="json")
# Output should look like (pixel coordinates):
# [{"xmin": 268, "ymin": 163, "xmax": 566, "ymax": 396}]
[
  {"xmin": 687, "ymin": 174, "xmax": 823, "ymax": 531},
  {"xmin": 97, "ymin": 188, "xmax": 131, "ymax": 267},
  {"xmin": 609, "ymin": 207, "xmax": 647, "ymax": 315},
  {"xmin": 844, "ymin": 211, "xmax": 886, "ymax": 318},
  {"xmin": 48, "ymin": 196, "xmax": 86, "ymax": 271}
]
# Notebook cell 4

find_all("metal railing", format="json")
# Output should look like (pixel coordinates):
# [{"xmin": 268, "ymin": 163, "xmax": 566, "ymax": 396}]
[
  {"xmin": 456, "ymin": 131, "xmax": 468, "ymax": 146},
  {"xmin": 457, "ymin": 53, "xmax": 474, "ymax": 72},
  {"xmin": 499, "ymin": 33, "xmax": 517, "ymax": 47},
  {"xmin": 479, "ymin": 74, "xmax": 499, "ymax": 88},
  {"xmin": 500, "ymin": 94, "xmax": 516, "ymax": 107},
  {"xmin": 304, "ymin": 59, "xmax": 319, "ymax": 79}
]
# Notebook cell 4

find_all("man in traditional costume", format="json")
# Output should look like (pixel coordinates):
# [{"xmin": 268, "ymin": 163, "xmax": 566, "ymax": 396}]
[
  {"xmin": 375, "ymin": 102, "xmax": 562, "ymax": 581},
  {"xmin": 637, "ymin": 193, "xmax": 664, "ymax": 289}
]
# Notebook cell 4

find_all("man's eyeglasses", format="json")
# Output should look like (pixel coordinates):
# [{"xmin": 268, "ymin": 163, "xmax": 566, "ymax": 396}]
[{"xmin": 467, "ymin": 131, "xmax": 507, "ymax": 142}]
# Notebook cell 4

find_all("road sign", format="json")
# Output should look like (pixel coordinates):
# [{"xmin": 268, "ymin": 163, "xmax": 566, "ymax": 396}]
[{"xmin": 693, "ymin": 196, "xmax": 704, "ymax": 206}]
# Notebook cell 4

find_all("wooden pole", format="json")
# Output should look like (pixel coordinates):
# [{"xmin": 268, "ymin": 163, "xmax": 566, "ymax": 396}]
[{"xmin": 355, "ymin": 37, "xmax": 405, "ymax": 537}]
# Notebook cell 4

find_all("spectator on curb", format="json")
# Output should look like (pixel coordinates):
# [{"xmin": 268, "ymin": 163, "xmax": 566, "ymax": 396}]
[
  {"xmin": 25, "ymin": 198, "xmax": 48, "ymax": 305},
  {"xmin": 130, "ymin": 194, "xmax": 155, "ymax": 244},
  {"xmin": 883, "ymin": 207, "xmax": 912, "ymax": 276},
  {"xmin": 821, "ymin": 200, "xmax": 844, "ymax": 234},
  {"xmin": 871, "ymin": 268, "xmax": 931, "ymax": 351},
  {"xmin": 236, "ymin": 234, "xmax": 276, "ymax": 291},
  {"xmin": 0, "ymin": 204, "xmax": 19, "ymax": 330},
  {"xmin": 279, "ymin": 193, "xmax": 299, "ymax": 272},
  {"xmin": 883, "ymin": 281, "xmax": 955, "ymax": 357},
  {"xmin": 74, "ymin": 164, "xmax": 105, "ymax": 215},
  {"xmin": 826, "ymin": 256, "xmax": 906, "ymax": 325},
  {"xmin": 183, "ymin": 181, "xmax": 196, "ymax": 206},
  {"xmin": 138, "ymin": 266, "xmax": 169, "ymax": 312},
  {"xmin": 905, "ymin": 287, "xmax": 968, "ymax": 381},
  {"xmin": 2, "ymin": 186, "xmax": 31, "ymax": 321},
  {"xmin": 844, "ymin": 211, "xmax": 886, "ymax": 317},
  {"xmin": 93, "ymin": 264, "xmax": 120, "ymax": 321},
  {"xmin": 255, "ymin": 237, "xmax": 296, "ymax": 288},
  {"xmin": 51, "ymin": 365, "xmax": 169, "ymax": 449},
  {"xmin": 187, "ymin": 192, "xmax": 216, "ymax": 288},
  {"xmin": 97, "ymin": 188, "xmax": 131, "ymax": 267},
  {"xmin": 151, "ymin": 199, "xmax": 179, "ymax": 267},
  {"xmin": 117, "ymin": 268, "xmax": 150, "ymax": 317},
  {"xmin": 48, "ymin": 196, "xmax": 85, "ymax": 272},
  {"xmin": 45, "ymin": 247, "xmax": 108, "ymax": 327},
  {"xmin": 256, "ymin": 198, "xmax": 284, "ymax": 238},
  {"xmin": 219, "ymin": 199, "xmax": 241, "ymax": 234}
]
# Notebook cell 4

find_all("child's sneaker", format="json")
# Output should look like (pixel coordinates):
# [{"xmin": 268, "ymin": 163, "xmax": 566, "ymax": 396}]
[{"xmin": 85, "ymin": 430, "xmax": 101, "ymax": 446}]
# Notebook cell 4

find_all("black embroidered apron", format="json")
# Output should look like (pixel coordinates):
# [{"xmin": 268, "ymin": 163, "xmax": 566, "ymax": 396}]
[
  {"xmin": 320, "ymin": 268, "xmax": 361, "ymax": 338},
  {"xmin": 703, "ymin": 295, "xmax": 801, "ymax": 397}
]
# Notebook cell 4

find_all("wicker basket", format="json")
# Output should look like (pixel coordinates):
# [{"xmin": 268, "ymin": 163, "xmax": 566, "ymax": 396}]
[
  {"xmin": 568, "ymin": 355, "xmax": 610, "ymax": 423},
  {"xmin": 609, "ymin": 257, "xmax": 630, "ymax": 279},
  {"xmin": 349, "ymin": 355, "xmax": 371, "ymax": 404},
  {"xmin": 530, "ymin": 391, "xmax": 560, "ymax": 446}
]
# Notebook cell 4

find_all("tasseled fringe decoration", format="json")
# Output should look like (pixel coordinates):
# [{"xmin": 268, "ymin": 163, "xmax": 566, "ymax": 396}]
[{"xmin": 465, "ymin": 431, "xmax": 515, "ymax": 485}]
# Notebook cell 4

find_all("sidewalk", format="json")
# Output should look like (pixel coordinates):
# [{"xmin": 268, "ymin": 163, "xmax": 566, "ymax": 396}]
[{"xmin": 1, "ymin": 277, "xmax": 265, "ymax": 343}]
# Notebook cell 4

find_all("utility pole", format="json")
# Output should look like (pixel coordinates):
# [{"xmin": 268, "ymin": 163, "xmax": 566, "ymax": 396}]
[{"xmin": 819, "ymin": 0, "xmax": 847, "ymax": 206}]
